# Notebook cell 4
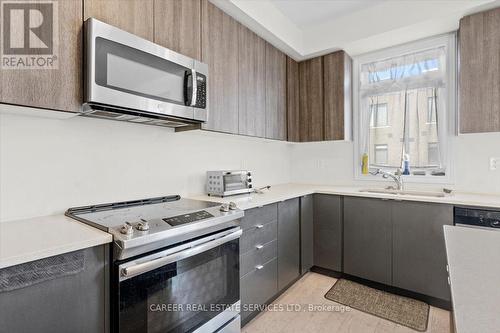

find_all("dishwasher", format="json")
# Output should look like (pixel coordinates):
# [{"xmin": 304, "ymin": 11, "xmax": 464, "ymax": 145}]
[{"xmin": 454, "ymin": 206, "xmax": 500, "ymax": 230}]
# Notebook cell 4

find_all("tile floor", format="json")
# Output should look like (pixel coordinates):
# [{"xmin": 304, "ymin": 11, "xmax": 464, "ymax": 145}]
[{"xmin": 242, "ymin": 272, "xmax": 453, "ymax": 333}]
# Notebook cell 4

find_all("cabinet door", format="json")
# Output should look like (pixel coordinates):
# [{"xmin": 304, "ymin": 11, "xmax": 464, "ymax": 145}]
[
  {"xmin": 265, "ymin": 43, "xmax": 287, "ymax": 140},
  {"xmin": 201, "ymin": 0, "xmax": 239, "ymax": 134},
  {"xmin": 286, "ymin": 57, "xmax": 301, "ymax": 142},
  {"xmin": 0, "ymin": 246, "xmax": 107, "ymax": 333},
  {"xmin": 323, "ymin": 51, "xmax": 352, "ymax": 141},
  {"xmin": 459, "ymin": 7, "xmax": 500, "ymax": 133},
  {"xmin": 277, "ymin": 198, "xmax": 300, "ymax": 291},
  {"xmin": 299, "ymin": 58, "xmax": 324, "ymax": 141},
  {"xmin": 392, "ymin": 201, "xmax": 452, "ymax": 301},
  {"xmin": 238, "ymin": 26, "xmax": 266, "ymax": 137},
  {"xmin": 344, "ymin": 197, "xmax": 392, "ymax": 284},
  {"xmin": 154, "ymin": 0, "xmax": 201, "ymax": 60},
  {"xmin": 84, "ymin": 0, "xmax": 154, "ymax": 40},
  {"xmin": 0, "ymin": 0, "xmax": 82, "ymax": 112},
  {"xmin": 313, "ymin": 194, "xmax": 343, "ymax": 272},
  {"xmin": 300, "ymin": 195, "xmax": 314, "ymax": 274}
]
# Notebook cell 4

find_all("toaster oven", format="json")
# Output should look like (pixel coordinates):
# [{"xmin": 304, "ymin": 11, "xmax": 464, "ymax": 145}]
[{"xmin": 207, "ymin": 171, "xmax": 252, "ymax": 197}]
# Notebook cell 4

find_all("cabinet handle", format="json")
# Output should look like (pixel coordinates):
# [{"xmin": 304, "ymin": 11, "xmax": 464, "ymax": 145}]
[
  {"xmin": 255, "ymin": 265, "xmax": 264, "ymax": 270},
  {"xmin": 255, "ymin": 244, "xmax": 263, "ymax": 250},
  {"xmin": 255, "ymin": 224, "xmax": 264, "ymax": 229}
]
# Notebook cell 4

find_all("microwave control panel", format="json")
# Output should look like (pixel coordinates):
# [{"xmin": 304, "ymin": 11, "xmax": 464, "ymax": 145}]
[{"xmin": 194, "ymin": 73, "xmax": 206, "ymax": 109}]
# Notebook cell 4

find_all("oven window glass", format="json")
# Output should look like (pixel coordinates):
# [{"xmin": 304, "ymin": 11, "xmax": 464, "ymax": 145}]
[
  {"xmin": 95, "ymin": 37, "xmax": 188, "ymax": 106},
  {"xmin": 117, "ymin": 239, "xmax": 239, "ymax": 333},
  {"xmin": 223, "ymin": 174, "xmax": 247, "ymax": 191}
]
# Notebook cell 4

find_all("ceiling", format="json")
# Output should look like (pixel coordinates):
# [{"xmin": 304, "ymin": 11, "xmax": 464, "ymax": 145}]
[
  {"xmin": 271, "ymin": 0, "xmax": 386, "ymax": 29},
  {"xmin": 210, "ymin": 0, "xmax": 500, "ymax": 60}
]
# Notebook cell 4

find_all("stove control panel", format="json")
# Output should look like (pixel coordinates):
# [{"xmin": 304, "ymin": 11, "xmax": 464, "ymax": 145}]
[{"xmin": 163, "ymin": 210, "xmax": 215, "ymax": 227}]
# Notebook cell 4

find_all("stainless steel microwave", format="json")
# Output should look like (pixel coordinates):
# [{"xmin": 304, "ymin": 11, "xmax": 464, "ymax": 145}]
[{"xmin": 82, "ymin": 18, "xmax": 208, "ymax": 128}]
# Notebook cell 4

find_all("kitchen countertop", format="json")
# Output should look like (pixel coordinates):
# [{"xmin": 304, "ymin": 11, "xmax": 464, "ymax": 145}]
[
  {"xmin": 444, "ymin": 225, "xmax": 500, "ymax": 333},
  {"xmin": 190, "ymin": 183, "xmax": 500, "ymax": 210},
  {"xmin": 0, "ymin": 215, "xmax": 112, "ymax": 269}
]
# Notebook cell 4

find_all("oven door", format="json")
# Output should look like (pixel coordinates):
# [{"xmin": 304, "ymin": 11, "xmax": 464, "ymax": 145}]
[
  {"xmin": 116, "ymin": 228, "xmax": 241, "ymax": 333},
  {"xmin": 85, "ymin": 18, "xmax": 208, "ymax": 122}
]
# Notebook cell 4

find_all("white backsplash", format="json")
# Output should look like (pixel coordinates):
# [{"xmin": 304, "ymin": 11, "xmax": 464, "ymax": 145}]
[
  {"xmin": 1, "ymin": 104, "xmax": 499, "ymax": 221},
  {"xmin": 0, "ymin": 107, "xmax": 292, "ymax": 221}
]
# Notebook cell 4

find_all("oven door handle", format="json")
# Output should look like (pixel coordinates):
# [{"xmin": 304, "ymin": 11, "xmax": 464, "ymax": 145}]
[{"xmin": 120, "ymin": 229, "xmax": 242, "ymax": 279}]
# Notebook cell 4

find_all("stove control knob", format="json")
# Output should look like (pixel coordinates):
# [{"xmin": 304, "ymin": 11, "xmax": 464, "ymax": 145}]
[
  {"xmin": 136, "ymin": 219, "xmax": 150, "ymax": 231},
  {"xmin": 220, "ymin": 203, "xmax": 229, "ymax": 212},
  {"xmin": 229, "ymin": 202, "xmax": 238, "ymax": 210},
  {"xmin": 120, "ymin": 223, "xmax": 133, "ymax": 235}
]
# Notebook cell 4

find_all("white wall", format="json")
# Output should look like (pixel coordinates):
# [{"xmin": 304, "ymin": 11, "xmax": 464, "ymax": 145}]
[
  {"xmin": 290, "ymin": 133, "xmax": 500, "ymax": 195},
  {"xmin": 0, "ymin": 108, "xmax": 292, "ymax": 221},
  {"xmin": 1, "ymin": 105, "xmax": 499, "ymax": 222}
]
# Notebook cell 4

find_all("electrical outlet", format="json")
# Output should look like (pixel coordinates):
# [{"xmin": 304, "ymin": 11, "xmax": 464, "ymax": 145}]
[{"xmin": 490, "ymin": 157, "xmax": 500, "ymax": 171}]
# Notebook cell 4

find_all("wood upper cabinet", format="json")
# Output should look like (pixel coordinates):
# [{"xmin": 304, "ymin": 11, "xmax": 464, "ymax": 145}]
[
  {"xmin": 84, "ymin": 0, "xmax": 154, "ymax": 40},
  {"xmin": 154, "ymin": 0, "xmax": 201, "ymax": 60},
  {"xmin": 286, "ymin": 57, "xmax": 300, "ymax": 142},
  {"xmin": 323, "ymin": 51, "xmax": 352, "ymax": 140},
  {"xmin": 265, "ymin": 43, "xmax": 287, "ymax": 140},
  {"xmin": 201, "ymin": 0, "xmax": 239, "ymax": 134},
  {"xmin": 459, "ymin": 7, "xmax": 500, "ymax": 133},
  {"xmin": 299, "ymin": 57, "xmax": 324, "ymax": 141},
  {"xmin": 238, "ymin": 26, "xmax": 266, "ymax": 137},
  {"xmin": 0, "ymin": 0, "xmax": 82, "ymax": 112}
]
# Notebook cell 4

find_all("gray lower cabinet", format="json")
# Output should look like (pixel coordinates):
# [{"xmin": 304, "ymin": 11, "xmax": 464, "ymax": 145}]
[
  {"xmin": 392, "ymin": 201, "xmax": 452, "ymax": 301},
  {"xmin": 240, "ymin": 204, "xmax": 278, "ymax": 322},
  {"xmin": 300, "ymin": 195, "xmax": 314, "ymax": 274},
  {"xmin": 277, "ymin": 198, "xmax": 300, "ymax": 290},
  {"xmin": 0, "ymin": 245, "xmax": 107, "ymax": 333},
  {"xmin": 343, "ymin": 197, "xmax": 392, "ymax": 285},
  {"xmin": 313, "ymin": 194, "xmax": 343, "ymax": 272}
]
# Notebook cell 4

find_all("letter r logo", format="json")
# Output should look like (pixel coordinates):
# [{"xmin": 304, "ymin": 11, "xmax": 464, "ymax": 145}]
[{"xmin": 2, "ymin": 1, "xmax": 54, "ymax": 55}]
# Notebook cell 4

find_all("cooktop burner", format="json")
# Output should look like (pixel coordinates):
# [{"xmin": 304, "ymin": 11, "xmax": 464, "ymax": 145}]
[{"xmin": 65, "ymin": 195, "xmax": 244, "ymax": 260}]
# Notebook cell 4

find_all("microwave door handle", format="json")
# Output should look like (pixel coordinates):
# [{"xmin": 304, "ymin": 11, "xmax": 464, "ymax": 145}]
[
  {"xmin": 120, "ymin": 229, "xmax": 242, "ymax": 280},
  {"xmin": 190, "ymin": 69, "xmax": 197, "ymax": 106}
]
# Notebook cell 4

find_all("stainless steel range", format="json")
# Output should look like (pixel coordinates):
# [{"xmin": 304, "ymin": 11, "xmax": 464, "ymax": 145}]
[{"xmin": 66, "ymin": 195, "xmax": 243, "ymax": 333}]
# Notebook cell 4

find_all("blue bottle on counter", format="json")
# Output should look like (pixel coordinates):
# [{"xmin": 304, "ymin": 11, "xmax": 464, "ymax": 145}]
[{"xmin": 402, "ymin": 154, "xmax": 410, "ymax": 175}]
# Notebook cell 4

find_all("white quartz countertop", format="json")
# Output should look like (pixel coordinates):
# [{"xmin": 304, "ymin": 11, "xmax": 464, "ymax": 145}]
[
  {"xmin": 444, "ymin": 226, "xmax": 500, "ymax": 333},
  {"xmin": 189, "ymin": 183, "xmax": 500, "ymax": 210},
  {"xmin": 0, "ymin": 215, "xmax": 112, "ymax": 269}
]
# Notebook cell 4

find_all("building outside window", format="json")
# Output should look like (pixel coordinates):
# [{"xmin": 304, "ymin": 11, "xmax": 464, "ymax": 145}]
[
  {"xmin": 370, "ymin": 103, "xmax": 388, "ymax": 127},
  {"xmin": 374, "ymin": 144, "xmax": 389, "ymax": 165},
  {"xmin": 353, "ymin": 34, "xmax": 456, "ymax": 181},
  {"xmin": 427, "ymin": 96, "xmax": 437, "ymax": 123},
  {"xmin": 428, "ymin": 142, "xmax": 439, "ymax": 166}
]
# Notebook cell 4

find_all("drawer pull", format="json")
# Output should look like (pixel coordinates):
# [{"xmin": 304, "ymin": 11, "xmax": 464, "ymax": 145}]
[
  {"xmin": 255, "ymin": 224, "xmax": 264, "ymax": 229},
  {"xmin": 255, "ymin": 265, "xmax": 264, "ymax": 270},
  {"xmin": 255, "ymin": 244, "xmax": 263, "ymax": 250}
]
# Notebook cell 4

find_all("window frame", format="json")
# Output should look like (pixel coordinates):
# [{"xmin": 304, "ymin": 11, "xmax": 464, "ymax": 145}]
[{"xmin": 352, "ymin": 33, "xmax": 456, "ymax": 184}]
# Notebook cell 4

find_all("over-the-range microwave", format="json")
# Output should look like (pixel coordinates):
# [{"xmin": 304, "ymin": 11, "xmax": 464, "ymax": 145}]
[{"xmin": 82, "ymin": 18, "xmax": 208, "ymax": 128}]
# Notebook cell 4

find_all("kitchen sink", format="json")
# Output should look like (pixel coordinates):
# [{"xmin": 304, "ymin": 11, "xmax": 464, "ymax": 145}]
[{"xmin": 359, "ymin": 188, "xmax": 447, "ymax": 198}]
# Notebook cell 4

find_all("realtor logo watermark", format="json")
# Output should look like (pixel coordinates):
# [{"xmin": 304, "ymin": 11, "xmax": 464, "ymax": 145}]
[{"xmin": 1, "ymin": 0, "xmax": 58, "ymax": 69}]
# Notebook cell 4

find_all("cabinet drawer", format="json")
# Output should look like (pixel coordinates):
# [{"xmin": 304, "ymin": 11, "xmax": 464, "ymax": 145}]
[
  {"xmin": 240, "ymin": 258, "xmax": 278, "ymax": 321},
  {"xmin": 241, "ymin": 204, "xmax": 277, "ymax": 230},
  {"xmin": 240, "ymin": 220, "xmax": 277, "ymax": 254},
  {"xmin": 240, "ymin": 240, "xmax": 277, "ymax": 277}
]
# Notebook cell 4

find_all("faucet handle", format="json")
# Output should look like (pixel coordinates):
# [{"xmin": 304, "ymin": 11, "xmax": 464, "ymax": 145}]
[{"xmin": 395, "ymin": 168, "xmax": 402, "ymax": 176}]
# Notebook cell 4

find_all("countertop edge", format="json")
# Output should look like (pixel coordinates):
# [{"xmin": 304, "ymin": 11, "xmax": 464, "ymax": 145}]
[{"xmin": 189, "ymin": 184, "xmax": 500, "ymax": 210}]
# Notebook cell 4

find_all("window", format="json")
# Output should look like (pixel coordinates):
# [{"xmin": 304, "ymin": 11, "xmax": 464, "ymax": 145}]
[
  {"xmin": 427, "ymin": 97, "xmax": 437, "ymax": 123},
  {"xmin": 370, "ymin": 103, "xmax": 388, "ymax": 127},
  {"xmin": 374, "ymin": 144, "xmax": 388, "ymax": 165},
  {"xmin": 428, "ymin": 142, "xmax": 439, "ymax": 166},
  {"xmin": 354, "ymin": 34, "xmax": 456, "ymax": 182}
]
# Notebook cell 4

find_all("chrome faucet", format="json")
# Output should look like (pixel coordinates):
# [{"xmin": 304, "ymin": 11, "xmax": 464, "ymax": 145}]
[{"xmin": 371, "ymin": 168, "xmax": 405, "ymax": 191}]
